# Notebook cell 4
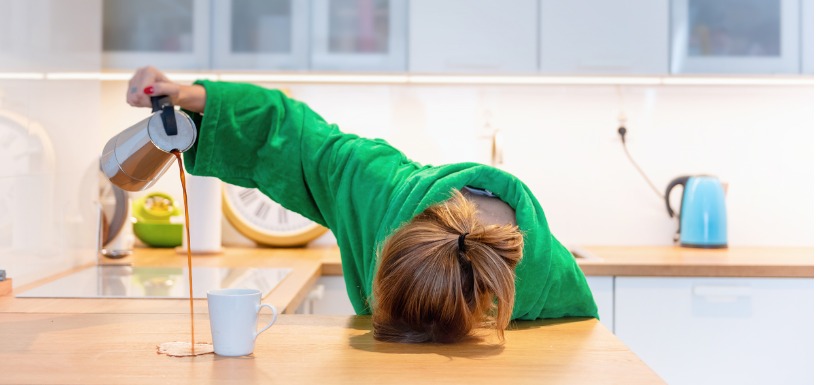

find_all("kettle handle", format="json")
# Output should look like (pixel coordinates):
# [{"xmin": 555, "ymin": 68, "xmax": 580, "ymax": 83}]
[
  {"xmin": 664, "ymin": 176, "xmax": 690, "ymax": 218},
  {"xmin": 150, "ymin": 95, "xmax": 178, "ymax": 136}
]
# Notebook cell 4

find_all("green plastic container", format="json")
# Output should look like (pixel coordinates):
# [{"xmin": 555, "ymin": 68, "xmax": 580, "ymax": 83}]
[{"xmin": 133, "ymin": 222, "xmax": 183, "ymax": 248}]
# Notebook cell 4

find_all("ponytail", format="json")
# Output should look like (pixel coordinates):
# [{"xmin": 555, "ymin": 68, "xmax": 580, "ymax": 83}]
[{"xmin": 372, "ymin": 190, "xmax": 523, "ymax": 343}]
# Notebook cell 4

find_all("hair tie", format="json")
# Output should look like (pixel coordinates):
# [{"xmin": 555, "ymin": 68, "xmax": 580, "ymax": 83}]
[{"xmin": 457, "ymin": 233, "xmax": 469, "ymax": 253}]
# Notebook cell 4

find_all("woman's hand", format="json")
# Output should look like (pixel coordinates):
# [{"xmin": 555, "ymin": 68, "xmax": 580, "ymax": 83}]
[
  {"xmin": 126, "ymin": 66, "xmax": 178, "ymax": 107},
  {"xmin": 126, "ymin": 66, "xmax": 206, "ymax": 113}
]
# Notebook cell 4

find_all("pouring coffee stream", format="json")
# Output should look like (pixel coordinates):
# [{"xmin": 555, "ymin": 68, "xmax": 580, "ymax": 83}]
[{"xmin": 101, "ymin": 96, "xmax": 199, "ymax": 354}]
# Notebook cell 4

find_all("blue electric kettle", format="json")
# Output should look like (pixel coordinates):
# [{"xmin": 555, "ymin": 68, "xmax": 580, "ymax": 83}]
[{"xmin": 664, "ymin": 175, "xmax": 727, "ymax": 248}]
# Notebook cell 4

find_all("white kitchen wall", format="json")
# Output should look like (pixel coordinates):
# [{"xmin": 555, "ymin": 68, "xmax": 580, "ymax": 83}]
[
  {"xmin": 0, "ymin": 80, "xmax": 102, "ymax": 286},
  {"xmin": 101, "ymin": 81, "xmax": 813, "ymax": 249},
  {"xmin": 0, "ymin": 0, "xmax": 103, "ymax": 288}
]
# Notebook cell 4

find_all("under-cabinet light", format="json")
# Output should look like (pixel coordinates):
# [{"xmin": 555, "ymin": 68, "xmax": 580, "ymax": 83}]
[
  {"xmin": 218, "ymin": 73, "xmax": 408, "ymax": 83},
  {"xmin": 0, "ymin": 72, "xmax": 45, "ymax": 80},
  {"xmin": 46, "ymin": 72, "xmax": 104, "ymax": 80},
  {"xmin": 408, "ymin": 75, "xmax": 663, "ymax": 85},
  {"xmin": 45, "ymin": 72, "xmax": 219, "ymax": 81},
  {"xmin": 661, "ymin": 76, "xmax": 814, "ymax": 86},
  {"xmin": 0, "ymin": 72, "xmax": 812, "ymax": 86}
]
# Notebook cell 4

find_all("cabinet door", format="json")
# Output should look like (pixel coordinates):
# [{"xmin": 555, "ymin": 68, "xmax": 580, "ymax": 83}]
[
  {"xmin": 540, "ymin": 0, "xmax": 668, "ymax": 74},
  {"xmin": 801, "ymin": 0, "xmax": 813, "ymax": 73},
  {"xmin": 408, "ymin": 0, "xmax": 537, "ymax": 73},
  {"xmin": 310, "ymin": 0, "xmax": 407, "ymax": 71},
  {"xmin": 0, "ymin": 0, "xmax": 101, "ymax": 71},
  {"xmin": 212, "ymin": 0, "xmax": 309, "ymax": 70},
  {"xmin": 102, "ymin": 0, "xmax": 210, "ymax": 70},
  {"xmin": 670, "ymin": 0, "xmax": 800, "ymax": 73},
  {"xmin": 615, "ymin": 277, "xmax": 813, "ymax": 385},
  {"xmin": 585, "ymin": 276, "xmax": 614, "ymax": 330},
  {"xmin": 295, "ymin": 276, "xmax": 356, "ymax": 315}
]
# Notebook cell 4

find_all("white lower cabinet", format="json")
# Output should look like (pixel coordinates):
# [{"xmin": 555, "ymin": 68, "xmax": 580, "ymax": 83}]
[
  {"xmin": 585, "ymin": 276, "xmax": 614, "ymax": 331},
  {"xmin": 614, "ymin": 277, "xmax": 813, "ymax": 385},
  {"xmin": 295, "ymin": 276, "xmax": 356, "ymax": 315},
  {"xmin": 298, "ymin": 275, "xmax": 616, "ymax": 332}
]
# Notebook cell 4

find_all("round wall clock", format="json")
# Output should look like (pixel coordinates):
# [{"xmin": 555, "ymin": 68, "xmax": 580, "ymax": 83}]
[{"xmin": 221, "ymin": 183, "xmax": 327, "ymax": 247}]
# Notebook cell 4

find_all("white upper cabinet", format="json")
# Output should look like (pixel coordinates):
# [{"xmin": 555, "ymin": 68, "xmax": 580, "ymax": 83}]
[
  {"xmin": 102, "ymin": 0, "xmax": 210, "ymax": 70},
  {"xmin": 0, "ymin": 0, "xmax": 101, "ymax": 71},
  {"xmin": 670, "ymin": 0, "xmax": 800, "ymax": 74},
  {"xmin": 211, "ymin": 0, "xmax": 309, "ymax": 70},
  {"xmin": 540, "ymin": 0, "xmax": 668, "ymax": 74},
  {"xmin": 95, "ymin": 0, "xmax": 814, "ymax": 75},
  {"xmin": 309, "ymin": 0, "xmax": 407, "ymax": 71},
  {"xmin": 408, "ymin": 0, "xmax": 538, "ymax": 73},
  {"xmin": 801, "ymin": 0, "xmax": 813, "ymax": 73}
]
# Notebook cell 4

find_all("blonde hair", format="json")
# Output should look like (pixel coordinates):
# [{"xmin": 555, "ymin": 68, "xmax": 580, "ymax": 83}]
[{"xmin": 372, "ymin": 190, "xmax": 523, "ymax": 343}]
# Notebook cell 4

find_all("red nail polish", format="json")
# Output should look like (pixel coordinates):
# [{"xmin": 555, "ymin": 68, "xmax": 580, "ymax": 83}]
[{"xmin": 143, "ymin": 86, "xmax": 154, "ymax": 95}]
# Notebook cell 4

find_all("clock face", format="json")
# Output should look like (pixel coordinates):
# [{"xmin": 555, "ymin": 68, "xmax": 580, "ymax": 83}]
[
  {"xmin": 0, "ymin": 118, "xmax": 27, "ymax": 249},
  {"xmin": 0, "ymin": 113, "xmax": 55, "ymax": 251},
  {"xmin": 222, "ymin": 183, "xmax": 326, "ymax": 247}
]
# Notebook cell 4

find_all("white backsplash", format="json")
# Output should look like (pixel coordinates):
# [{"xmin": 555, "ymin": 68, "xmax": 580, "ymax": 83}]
[
  {"xmin": 101, "ymin": 81, "xmax": 813, "ymax": 249},
  {"xmin": 1, "ymin": 80, "xmax": 811, "ymax": 285},
  {"xmin": 0, "ymin": 80, "xmax": 103, "ymax": 285}
]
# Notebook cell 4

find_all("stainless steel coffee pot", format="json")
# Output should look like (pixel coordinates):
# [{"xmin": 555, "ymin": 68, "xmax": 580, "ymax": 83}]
[{"xmin": 101, "ymin": 96, "xmax": 197, "ymax": 192}]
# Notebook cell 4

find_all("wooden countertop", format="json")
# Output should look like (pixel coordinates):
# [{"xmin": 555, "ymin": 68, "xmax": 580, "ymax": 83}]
[
  {"xmin": 575, "ymin": 246, "xmax": 813, "ymax": 278},
  {"xmin": 0, "ymin": 314, "xmax": 663, "ymax": 385},
  {"xmin": 321, "ymin": 245, "xmax": 814, "ymax": 278},
  {"xmin": 5, "ymin": 245, "xmax": 809, "ymax": 316},
  {"xmin": 0, "ymin": 247, "xmax": 664, "ymax": 384}
]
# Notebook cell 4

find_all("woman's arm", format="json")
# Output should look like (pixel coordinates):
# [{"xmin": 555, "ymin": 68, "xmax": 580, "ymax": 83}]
[
  {"xmin": 179, "ymin": 79, "xmax": 418, "ymax": 233},
  {"xmin": 125, "ymin": 67, "xmax": 413, "ymax": 230}
]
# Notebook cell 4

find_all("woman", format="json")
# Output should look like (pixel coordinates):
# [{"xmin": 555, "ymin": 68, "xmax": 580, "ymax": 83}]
[{"xmin": 127, "ymin": 67, "xmax": 598, "ymax": 343}]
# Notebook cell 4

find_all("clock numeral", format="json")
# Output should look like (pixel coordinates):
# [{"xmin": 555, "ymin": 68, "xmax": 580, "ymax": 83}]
[
  {"xmin": 278, "ymin": 207, "xmax": 288, "ymax": 224},
  {"xmin": 239, "ymin": 189, "xmax": 258, "ymax": 204},
  {"xmin": 255, "ymin": 201, "xmax": 271, "ymax": 220}
]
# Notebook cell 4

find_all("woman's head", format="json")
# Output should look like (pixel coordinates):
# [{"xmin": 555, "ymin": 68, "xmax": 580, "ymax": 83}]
[{"xmin": 372, "ymin": 190, "xmax": 523, "ymax": 343}]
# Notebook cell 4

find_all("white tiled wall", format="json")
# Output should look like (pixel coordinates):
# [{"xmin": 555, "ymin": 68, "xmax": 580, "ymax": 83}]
[{"xmin": 101, "ymin": 81, "xmax": 813, "ymax": 250}]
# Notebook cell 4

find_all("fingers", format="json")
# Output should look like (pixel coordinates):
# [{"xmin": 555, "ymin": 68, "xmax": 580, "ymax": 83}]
[
  {"xmin": 125, "ymin": 66, "xmax": 152, "ymax": 107},
  {"xmin": 149, "ymin": 82, "xmax": 180, "ymax": 104},
  {"xmin": 126, "ymin": 66, "xmax": 176, "ymax": 108}
]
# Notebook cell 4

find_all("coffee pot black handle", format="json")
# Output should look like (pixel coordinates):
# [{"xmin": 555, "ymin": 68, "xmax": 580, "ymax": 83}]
[
  {"xmin": 664, "ymin": 176, "xmax": 690, "ymax": 218},
  {"xmin": 150, "ymin": 95, "xmax": 178, "ymax": 136}
]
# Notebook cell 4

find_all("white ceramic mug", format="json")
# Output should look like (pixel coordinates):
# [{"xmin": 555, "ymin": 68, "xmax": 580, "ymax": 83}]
[{"xmin": 207, "ymin": 288, "xmax": 278, "ymax": 356}]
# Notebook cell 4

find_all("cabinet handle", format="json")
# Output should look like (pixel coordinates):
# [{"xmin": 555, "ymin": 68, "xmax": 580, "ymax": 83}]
[
  {"xmin": 577, "ymin": 61, "xmax": 631, "ymax": 72},
  {"xmin": 692, "ymin": 285, "xmax": 752, "ymax": 301},
  {"xmin": 445, "ymin": 61, "xmax": 502, "ymax": 71}
]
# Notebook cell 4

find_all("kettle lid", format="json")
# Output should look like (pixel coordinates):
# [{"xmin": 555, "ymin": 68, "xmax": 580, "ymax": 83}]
[{"xmin": 147, "ymin": 111, "xmax": 197, "ymax": 153}]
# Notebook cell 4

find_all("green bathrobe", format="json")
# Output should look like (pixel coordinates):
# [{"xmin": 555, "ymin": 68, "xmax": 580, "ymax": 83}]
[{"xmin": 183, "ymin": 80, "xmax": 598, "ymax": 321}]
